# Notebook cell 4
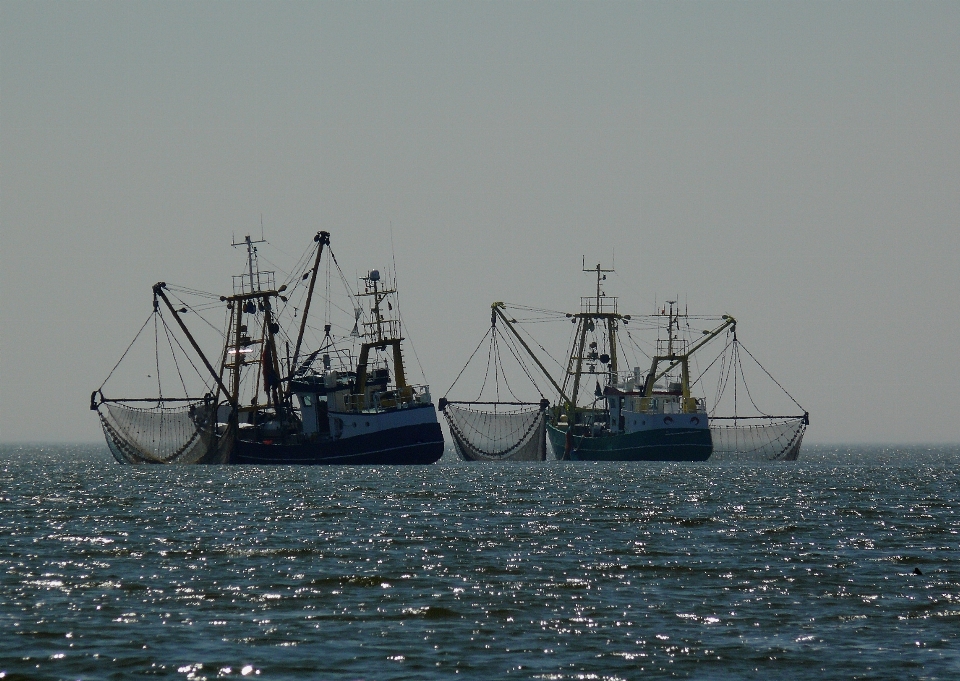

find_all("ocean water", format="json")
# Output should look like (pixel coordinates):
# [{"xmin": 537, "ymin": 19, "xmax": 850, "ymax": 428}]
[{"xmin": 1, "ymin": 444, "xmax": 958, "ymax": 680}]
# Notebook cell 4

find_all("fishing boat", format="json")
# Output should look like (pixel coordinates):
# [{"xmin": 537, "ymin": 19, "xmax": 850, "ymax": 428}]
[
  {"xmin": 91, "ymin": 231, "xmax": 445, "ymax": 465},
  {"xmin": 443, "ymin": 261, "xmax": 807, "ymax": 462}
]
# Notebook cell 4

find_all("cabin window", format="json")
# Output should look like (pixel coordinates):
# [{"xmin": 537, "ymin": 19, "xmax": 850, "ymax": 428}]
[{"xmin": 303, "ymin": 395, "xmax": 313, "ymax": 407}]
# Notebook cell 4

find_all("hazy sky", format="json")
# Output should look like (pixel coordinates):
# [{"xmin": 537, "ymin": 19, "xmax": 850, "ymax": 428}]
[{"xmin": 2, "ymin": 1, "xmax": 959, "ymax": 444}]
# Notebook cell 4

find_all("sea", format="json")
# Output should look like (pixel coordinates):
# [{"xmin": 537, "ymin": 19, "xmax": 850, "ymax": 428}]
[{"xmin": 1, "ymin": 444, "xmax": 958, "ymax": 681}]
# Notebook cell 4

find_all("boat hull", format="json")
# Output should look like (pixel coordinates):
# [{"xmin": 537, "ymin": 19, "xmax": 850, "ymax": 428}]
[
  {"xmin": 546, "ymin": 423, "xmax": 712, "ymax": 462},
  {"xmin": 231, "ymin": 421, "xmax": 444, "ymax": 465}
]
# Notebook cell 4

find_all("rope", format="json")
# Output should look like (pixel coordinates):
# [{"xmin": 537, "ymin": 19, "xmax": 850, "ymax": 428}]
[
  {"xmin": 444, "ymin": 326, "xmax": 493, "ymax": 398},
  {"xmin": 736, "ymin": 340, "xmax": 806, "ymax": 411},
  {"xmin": 689, "ymin": 338, "xmax": 733, "ymax": 390},
  {"xmin": 98, "ymin": 311, "xmax": 154, "ymax": 391},
  {"xmin": 161, "ymin": 313, "xmax": 211, "ymax": 394},
  {"xmin": 498, "ymin": 327, "xmax": 546, "ymax": 398},
  {"xmin": 735, "ymin": 342, "xmax": 768, "ymax": 417},
  {"xmin": 168, "ymin": 292, "xmax": 228, "ymax": 339},
  {"xmin": 161, "ymin": 313, "xmax": 190, "ymax": 397},
  {"xmin": 154, "ymin": 312, "xmax": 163, "ymax": 400}
]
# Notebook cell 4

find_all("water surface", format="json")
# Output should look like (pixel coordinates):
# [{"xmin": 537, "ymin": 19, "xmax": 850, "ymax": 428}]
[{"xmin": 1, "ymin": 444, "xmax": 958, "ymax": 679}]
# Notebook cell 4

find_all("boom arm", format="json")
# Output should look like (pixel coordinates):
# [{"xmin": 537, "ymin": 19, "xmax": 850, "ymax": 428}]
[
  {"xmin": 645, "ymin": 315, "xmax": 736, "ymax": 392},
  {"xmin": 291, "ymin": 231, "xmax": 330, "ymax": 374},
  {"xmin": 153, "ymin": 283, "xmax": 233, "ymax": 399},
  {"xmin": 492, "ymin": 303, "xmax": 570, "ymax": 404}
]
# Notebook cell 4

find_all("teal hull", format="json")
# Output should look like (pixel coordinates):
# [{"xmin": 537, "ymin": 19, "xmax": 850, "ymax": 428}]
[{"xmin": 546, "ymin": 423, "xmax": 712, "ymax": 462}]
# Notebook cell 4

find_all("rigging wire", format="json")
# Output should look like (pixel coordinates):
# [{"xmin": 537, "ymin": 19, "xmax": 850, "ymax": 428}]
[
  {"xmin": 736, "ymin": 340, "xmax": 805, "ymax": 410},
  {"xmin": 623, "ymin": 329, "xmax": 653, "ymax": 361},
  {"xmin": 497, "ymin": 326, "xmax": 546, "ymax": 398},
  {"xmin": 478, "ymin": 326, "xmax": 497, "ymax": 401},
  {"xmin": 689, "ymin": 338, "xmax": 734, "ymax": 390},
  {"xmin": 154, "ymin": 311, "xmax": 163, "ymax": 400},
  {"xmin": 733, "ymin": 342, "xmax": 738, "ymax": 420},
  {"xmin": 494, "ymin": 329, "xmax": 529, "ymax": 402},
  {"xmin": 395, "ymin": 304, "xmax": 427, "ymax": 386},
  {"xmin": 515, "ymin": 317, "xmax": 567, "ymax": 373},
  {"xmin": 98, "ymin": 311, "xmax": 155, "ymax": 391},
  {"xmin": 168, "ymin": 293, "xmax": 228, "ymax": 339},
  {"xmin": 329, "ymin": 249, "xmax": 358, "ymax": 314},
  {"xmin": 165, "ymin": 285, "xmax": 223, "ymax": 300},
  {"xmin": 493, "ymin": 332, "xmax": 503, "ymax": 401},
  {"xmin": 160, "ymin": 314, "xmax": 190, "ymax": 397},
  {"xmin": 389, "ymin": 227, "xmax": 428, "ymax": 384},
  {"xmin": 325, "ymin": 252, "xmax": 332, "ymax": 330},
  {"xmin": 712, "ymin": 341, "xmax": 736, "ymax": 417},
  {"xmin": 444, "ymin": 326, "xmax": 493, "ymax": 397},
  {"xmin": 164, "ymin": 314, "xmax": 214, "ymax": 395},
  {"xmin": 735, "ymin": 343, "xmax": 770, "ymax": 417}
]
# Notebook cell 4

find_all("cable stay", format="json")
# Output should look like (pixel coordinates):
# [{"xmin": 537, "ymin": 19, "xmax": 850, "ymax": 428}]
[{"xmin": 439, "ymin": 306, "xmax": 550, "ymax": 462}]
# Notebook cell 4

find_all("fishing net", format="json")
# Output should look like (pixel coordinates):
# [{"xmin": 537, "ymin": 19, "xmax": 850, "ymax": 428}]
[
  {"xmin": 443, "ymin": 403, "xmax": 547, "ymax": 461},
  {"xmin": 709, "ymin": 417, "xmax": 806, "ymax": 461},
  {"xmin": 97, "ymin": 400, "xmax": 230, "ymax": 464}
]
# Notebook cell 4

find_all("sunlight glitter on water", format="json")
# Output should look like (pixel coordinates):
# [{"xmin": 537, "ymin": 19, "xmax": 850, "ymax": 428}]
[{"xmin": 0, "ymin": 444, "xmax": 958, "ymax": 679}]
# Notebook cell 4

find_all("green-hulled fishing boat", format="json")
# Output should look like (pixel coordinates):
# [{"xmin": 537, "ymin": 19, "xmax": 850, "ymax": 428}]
[
  {"xmin": 537, "ymin": 264, "xmax": 732, "ymax": 461},
  {"xmin": 443, "ymin": 261, "xmax": 808, "ymax": 463}
]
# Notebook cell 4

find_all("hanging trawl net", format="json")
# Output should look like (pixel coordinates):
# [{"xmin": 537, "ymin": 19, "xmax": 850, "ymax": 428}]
[
  {"xmin": 709, "ymin": 417, "xmax": 806, "ymax": 461},
  {"xmin": 443, "ymin": 404, "xmax": 547, "ymax": 462},
  {"xmin": 98, "ymin": 400, "xmax": 230, "ymax": 464}
]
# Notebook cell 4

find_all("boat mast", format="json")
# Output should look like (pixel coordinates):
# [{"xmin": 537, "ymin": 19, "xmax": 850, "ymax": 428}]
[
  {"xmin": 233, "ymin": 234, "xmax": 266, "ymax": 294},
  {"xmin": 567, "ymin": 318, "xmax": 589, "ymax": 414},
  {"xmin": 370, "ymin": 274, "xmax": 386, "ymax": 342},
  {"xmin": 291, "ymin": 231, "xmax": 330, "ymax": 374},
  {"xmin": 230, "ymin": 298, "xmax": 243, "ymax": 411},
  {"xmin": 666, "ymin": 301, "xmax": 676, "ymax": 357},
  {"xmin": 354, "ymin": 270, "xmax": 406, "ymax": 406},
  {"xmin": 225, "ymin": 235, "xmax": 288, "ymax": 417},
  {"xmin": 567, "ymin": 261, "xmax": 617, "ymax": 413}
]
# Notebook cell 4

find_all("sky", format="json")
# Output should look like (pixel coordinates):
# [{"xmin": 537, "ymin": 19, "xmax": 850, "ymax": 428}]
[{"xmin": 2, "ymin": 1, "xmax": 959, "ymax": 444}]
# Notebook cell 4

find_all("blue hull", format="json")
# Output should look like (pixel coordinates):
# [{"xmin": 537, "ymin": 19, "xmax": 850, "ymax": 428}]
[
  {"xmin": 231, "ymin": 422, "xmax": 444, "ymax": 465},
  {"xmin": 546, "ymin": 423, "xmax": 712, "ymax": 462}
]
